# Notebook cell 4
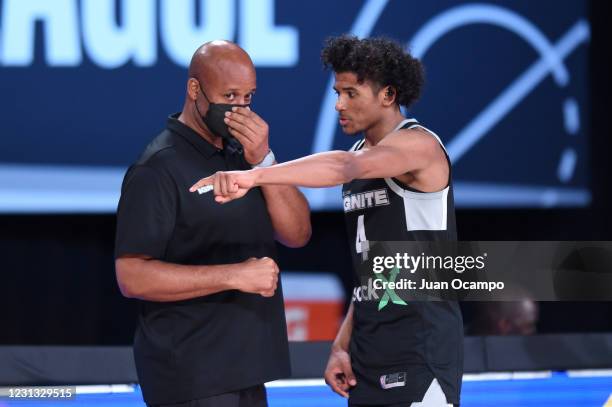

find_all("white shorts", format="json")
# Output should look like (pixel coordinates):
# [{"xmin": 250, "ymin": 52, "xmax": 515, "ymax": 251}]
[{"xmin": 410, "ymin": 379, "xmax": 453, "ymax": 407}]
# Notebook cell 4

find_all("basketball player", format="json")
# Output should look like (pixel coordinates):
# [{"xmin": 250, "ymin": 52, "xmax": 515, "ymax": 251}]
[{"xmin": 190, "ymin": 35, "xmax": 463, "ymax": 407}]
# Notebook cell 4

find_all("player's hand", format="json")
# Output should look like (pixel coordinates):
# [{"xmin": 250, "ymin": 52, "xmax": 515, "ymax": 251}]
[
  {"xmin": 189, "ymin": 170, "xmax": 257, "ymax": 203},
  {"xmin": 233, "ymin": 257, "xmax": 279, "ymax": 297},
  {"xmin": 324, "ymin": 347, "xmax": 356, "ymax": 398},
  {"xmin": 224, "ymin": 107, "xmax": 269, "ymax": 165}
]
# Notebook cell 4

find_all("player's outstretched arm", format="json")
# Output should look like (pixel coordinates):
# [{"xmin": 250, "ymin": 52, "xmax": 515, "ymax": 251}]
[{"xmin": 189, "ymin": 128, "xmax": 440, "ymax": 203}]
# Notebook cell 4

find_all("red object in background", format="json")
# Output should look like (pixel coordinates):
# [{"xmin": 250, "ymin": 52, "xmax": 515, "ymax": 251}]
[{"xmin": 282, "ymin": 273, "xmax": 345, "ymax": 341}]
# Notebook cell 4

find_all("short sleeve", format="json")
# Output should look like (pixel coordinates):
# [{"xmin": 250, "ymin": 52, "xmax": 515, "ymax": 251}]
[{"xmin": 115, "ymin": 165, "xmax": 176, "ymax": 259}]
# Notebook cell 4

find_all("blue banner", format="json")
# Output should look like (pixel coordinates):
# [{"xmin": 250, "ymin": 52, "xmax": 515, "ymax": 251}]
[{"xmin": 0, "ymin": 0, "xmax": 590, "ymax": 212}]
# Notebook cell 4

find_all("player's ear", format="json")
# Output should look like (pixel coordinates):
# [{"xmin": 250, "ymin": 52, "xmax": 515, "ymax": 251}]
[{"xmin": 381, "ymin": 86, "xmax": 396, "ymax": 106}]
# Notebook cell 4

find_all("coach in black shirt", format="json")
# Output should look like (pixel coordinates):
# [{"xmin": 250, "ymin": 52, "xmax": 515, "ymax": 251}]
[{"xmin": 114, "ymin": 40, "xmax": 311, "ymax": 407}]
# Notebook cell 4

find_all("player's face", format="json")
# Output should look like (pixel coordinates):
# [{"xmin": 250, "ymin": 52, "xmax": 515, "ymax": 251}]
[{"xmin": 333, "ymin": 72, "xmax": 384, "ymax": 135}]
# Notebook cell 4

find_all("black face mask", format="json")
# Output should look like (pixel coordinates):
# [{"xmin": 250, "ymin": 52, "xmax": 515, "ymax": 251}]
[{"xmin": 195, "ymin": 85, "xmax": 249, "ymax": 154}]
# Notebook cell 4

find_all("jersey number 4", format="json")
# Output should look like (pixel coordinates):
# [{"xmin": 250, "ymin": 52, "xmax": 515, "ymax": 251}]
[{"xmin": 355, "ymin": 215, "xmax": 370, "ymax": 261}]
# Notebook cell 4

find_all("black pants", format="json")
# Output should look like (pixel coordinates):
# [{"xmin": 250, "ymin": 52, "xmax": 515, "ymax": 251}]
[{"xmin": 148, "ymin": 385, "xmax": 267, "ymax": 407}]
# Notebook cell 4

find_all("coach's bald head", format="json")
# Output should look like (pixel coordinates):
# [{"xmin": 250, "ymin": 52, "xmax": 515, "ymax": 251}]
[{"xmin": 188, "ymin": 40, "xmax": 254, "ymax": 85}]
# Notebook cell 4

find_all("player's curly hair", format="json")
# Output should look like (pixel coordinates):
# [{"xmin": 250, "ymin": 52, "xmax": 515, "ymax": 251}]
[{"xmin": 321, "ymin": 35, "xmax": 424, "ymax": 108}]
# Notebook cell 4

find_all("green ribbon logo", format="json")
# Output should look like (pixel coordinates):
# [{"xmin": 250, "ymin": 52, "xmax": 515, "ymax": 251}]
[{"xmin": 375, "ymin": 267, "xmax": 408, "ymax": 310}]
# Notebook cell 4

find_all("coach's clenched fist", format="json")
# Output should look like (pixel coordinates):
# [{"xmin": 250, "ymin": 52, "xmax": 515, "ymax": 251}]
[{"xmin": 230, "ymin": 257, "xmax": 279, "ymax": 297}]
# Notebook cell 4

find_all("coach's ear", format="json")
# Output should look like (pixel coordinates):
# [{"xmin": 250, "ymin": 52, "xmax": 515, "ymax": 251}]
[
  {"xmin": 381, "ymin": 86, "xmax": 396, "ymax": 106},
  {"xmin": 187, "ymin": 77, "xmax": 200, "ymax": 101}
]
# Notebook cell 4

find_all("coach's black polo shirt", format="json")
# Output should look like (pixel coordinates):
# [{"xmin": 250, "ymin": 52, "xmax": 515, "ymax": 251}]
[{"xmin": 115, "ymin": 113, "xmax": 290, "ymax": 405}]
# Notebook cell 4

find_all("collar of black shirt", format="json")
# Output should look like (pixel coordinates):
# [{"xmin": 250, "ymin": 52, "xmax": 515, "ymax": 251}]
[{"xmin": 166, "ymin": 113, "xmax": 220, "ymax": 159}]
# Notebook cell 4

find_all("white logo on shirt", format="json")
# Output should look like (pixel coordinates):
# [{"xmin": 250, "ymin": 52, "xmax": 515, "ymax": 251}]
[{"xmin": 343, "ymin": 189, "xmax": 390, "ymax": 212}]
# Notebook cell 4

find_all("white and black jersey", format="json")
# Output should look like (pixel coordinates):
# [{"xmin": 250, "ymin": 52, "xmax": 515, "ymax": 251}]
[{"xmin": 343, "ymin": 119, "xmax": 463, "ymax": 405}]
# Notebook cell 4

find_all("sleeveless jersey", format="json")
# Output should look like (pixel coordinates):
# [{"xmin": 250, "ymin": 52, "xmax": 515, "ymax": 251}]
[{"xmin": 343, "ymin": 118, "xmax": 463, "ymax": 405}]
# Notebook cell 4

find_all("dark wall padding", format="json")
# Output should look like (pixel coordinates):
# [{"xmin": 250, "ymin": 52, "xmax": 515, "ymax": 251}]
[
  {"xmin": 0, "ymin": 346, "xmax": 137, "ymax": 385},
  {"xmin": 1, "ymin": 334, "xmax": 611, "ymax": 385}
]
